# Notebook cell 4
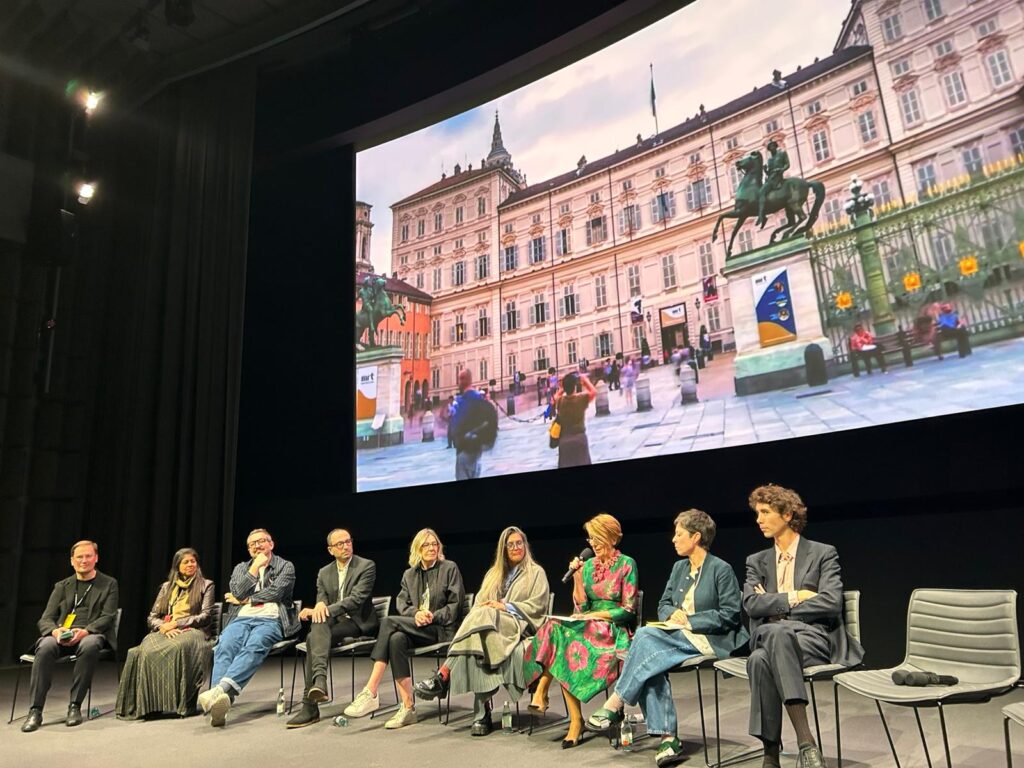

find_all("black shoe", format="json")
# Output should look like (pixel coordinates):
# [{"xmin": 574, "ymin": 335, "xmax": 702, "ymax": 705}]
[
  {"xmin": 308, "ymin": 676, "xmax": 329, "ymax": 704},
  {"xmin": 66, "ymin": 703, "xmax": 83, "ymax": 727},
  {"xmin": 21, "ymin": 708, "xmax": 43, "ymax": 732},
  {"xmin": 286, "ymin": 703, "xmax": 320, "ymax": 729},
  {"xmin": 471, "ymin": 716, "xmax": 494, "ymax": 736},
  {"xmin": 413, "ymin": 672, "xmax": 449, "ymax": 701}
]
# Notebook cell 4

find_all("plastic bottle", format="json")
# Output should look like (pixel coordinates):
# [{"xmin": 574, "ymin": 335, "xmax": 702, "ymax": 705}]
[
  {"xmin": 276, "ymin": 687, "xmax": 285, "ymax": 716},
  {"xmin": 332, "ymin": 715, "xmax": 349, "ymax": 727},
  {"xmin": 501, "ymin": 700, "xmax": 513, "ymax": 733},
  {"xmin": 620, "ymin": 714, "xmax": 634, "ymax": 751}
]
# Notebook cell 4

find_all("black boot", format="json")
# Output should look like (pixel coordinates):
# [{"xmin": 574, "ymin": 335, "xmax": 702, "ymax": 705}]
[
  {"xmin": 66, "ymin": 703, "xmax": 83, "ymax": 727},
  {"xmin": 286, "ymin": 702, "xmax": 320, "ymax": 729},
  {"xmin": 21, "ymin": 708, "xmax": 43, "ymax": 733},
  {"xmin": 413, "ymin": 672, "xmax": 449, "ymax": 701},
  {"xmin": 308, "ymin": 676, "xmax": 329, "ymax": 704},
  {"xmin": 471, "ymin": 704, "xmax": 493, "ymax": 736}
]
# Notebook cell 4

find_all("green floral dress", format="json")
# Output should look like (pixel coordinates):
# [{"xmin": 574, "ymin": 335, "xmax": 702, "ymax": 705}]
[{"xmin": 524, "ymin": 553, "xmax": 638, "ymax": 702}]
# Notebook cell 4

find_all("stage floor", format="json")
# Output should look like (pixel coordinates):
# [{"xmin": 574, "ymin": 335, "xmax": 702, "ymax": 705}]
[{"xmin": 2, "ymin": 658, "xmax": 1020, "ymax": 766}]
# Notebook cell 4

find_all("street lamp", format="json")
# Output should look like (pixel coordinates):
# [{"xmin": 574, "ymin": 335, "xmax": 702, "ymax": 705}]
[{"xmin": 844, "ymin": 174, "xmax": 875, "ymax": 222}]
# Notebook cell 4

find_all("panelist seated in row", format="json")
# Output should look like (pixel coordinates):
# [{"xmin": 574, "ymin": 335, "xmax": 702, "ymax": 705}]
[
  {"xmin": 22, "ymin": 540, "xmax": 120, "ymax": 733},
  {"xmin": 525, "ymin": 513, "xmax": 638, "ymax": 749},
  {"xmin": 586, "ymin": 509, "xmax": 748, "ymax": 766},
  {"xmin": 288, "ymin": 528, "xmax": 379, "ymax": 728},
  {"xmin": 197, "ymin": 528, "xmax": 299, "ymax": 728},
  {"xmin": 742, "ymin": 484, "xmax": 863, "ymax": 768},
  {"xmin": 116, "ymin": 547, "xmax": 216, "ymax": 719},
  {"xmin": 343, "ymin": 528, "xmax": 465, "ymax": 729},
  {"xmin": 414, "ymin": 526, "xmax": 551, "ymax": 736}
]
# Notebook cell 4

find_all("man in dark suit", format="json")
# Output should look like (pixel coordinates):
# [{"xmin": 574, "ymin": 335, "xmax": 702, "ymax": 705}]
[
  {"xmin": 742, "ymin": 485, "xmax": 863, "ymax": 768},
  {"xmin": 22, "ymin": 540, "xmax": 119, "ymax": 732},
  {"xmin": 287, "ymin": 528, "xmax": 378, "ymax": 728}
]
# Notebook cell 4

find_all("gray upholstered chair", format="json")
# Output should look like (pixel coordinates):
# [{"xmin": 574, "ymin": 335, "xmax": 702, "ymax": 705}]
[
  {"xmin": 1005, "ymin": 701, "xmax": 1024, "ymax": 768},
  {"xmin": 835, "ymin": 588, "xmax": 1019, "ymax": 768},
  {"xmin": 711, "ymin": 590, "xmax": 861, "ymax": 767}
]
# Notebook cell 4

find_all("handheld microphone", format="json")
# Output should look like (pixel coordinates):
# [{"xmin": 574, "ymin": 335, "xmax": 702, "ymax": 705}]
[
  {"xmin": 561, "ymin": 547, "xmax": 594, "ymax": 584},
  {"xmin": 891, "ymin": 669, "xmax": 959, "ymax": 686}
]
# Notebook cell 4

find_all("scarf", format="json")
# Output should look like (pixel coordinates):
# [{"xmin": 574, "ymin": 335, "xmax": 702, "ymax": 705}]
[{"xmin": 168, "ymin": 576, "xmax": 195, "ymax": 621}]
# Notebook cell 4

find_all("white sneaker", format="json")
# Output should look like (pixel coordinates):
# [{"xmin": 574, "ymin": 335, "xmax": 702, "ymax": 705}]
[
  {"xmin": 384, "ymin": 703, "xmax": 417, "ymax": 729},
  {"xmin": 343, "ymin": 688, "xmax": 380, "ymax": 718},
  {"xmin": 207, "ymin": 689, "xmax": 230, "ymax": 727},
  {"xmin": 197, "ymin": 688, "xmax": 221, "ymax": 714}
]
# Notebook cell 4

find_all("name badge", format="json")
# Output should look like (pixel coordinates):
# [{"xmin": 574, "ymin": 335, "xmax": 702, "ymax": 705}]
[{"xmin": 62, "ymin": 613, "xmax": 76, "ymax": 628}]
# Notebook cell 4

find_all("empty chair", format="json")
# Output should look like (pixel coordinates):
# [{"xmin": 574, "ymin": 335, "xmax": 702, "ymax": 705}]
[{"xmin": 835, "ymin": 588, "xmax": 1019, "ymax": 768}]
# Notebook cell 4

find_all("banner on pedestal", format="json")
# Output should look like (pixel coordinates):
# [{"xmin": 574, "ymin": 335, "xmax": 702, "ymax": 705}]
[
  {"xmin": 356, "ymin": 366, "xmax": 378, "ymax": 420},
  {"xmin": 753, "ymin": 267, "xmax": 797, "ymax": 347}
]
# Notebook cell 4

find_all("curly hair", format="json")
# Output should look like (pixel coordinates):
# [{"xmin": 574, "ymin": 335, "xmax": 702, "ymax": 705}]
[{"xmin": 748, "ymin": 484, "xmax": 807, "ymax": 533}]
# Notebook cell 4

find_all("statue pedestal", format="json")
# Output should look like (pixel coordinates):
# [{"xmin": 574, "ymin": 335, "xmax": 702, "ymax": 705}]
[
  {"xmin": 355, "ymin": 346, "xmax": 405, "ymax": 449},
  {"xmin": 722, "ymin": 238, "xmax": 831, "ymax": 396}
]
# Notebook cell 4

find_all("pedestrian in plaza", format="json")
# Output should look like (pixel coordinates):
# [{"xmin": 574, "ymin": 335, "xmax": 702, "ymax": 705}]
[
  {"xmin": 439, "ymin": 396, "xmax": 455, "ymax": 449},
  {"xmin": 622, "ymin": 357, "xmax": 637, "ymax": 409},
  {"xmin": 933, "ymin": 302, "xmax": 969, "ymax": 360},
  {"xmin": 553, "ymin": 371, "xmax": 596, "ymax": 468},
  {"xmin": 450, "ymin": 370, "xmax": 496, "ymax": 480},
  {"xmin": 609, "ymin": 358, "xmax": 621, "ymax": 391}
]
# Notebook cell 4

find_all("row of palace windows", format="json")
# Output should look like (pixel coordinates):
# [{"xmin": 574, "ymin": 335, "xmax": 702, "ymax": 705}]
[{"xmin": 399, "ymin": 196, "xmax": 489, "ymax": 242}]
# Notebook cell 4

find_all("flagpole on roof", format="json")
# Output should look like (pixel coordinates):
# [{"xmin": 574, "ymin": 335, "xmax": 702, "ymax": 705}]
[{"xmin": 649, "ymin": 63, "xmax": 659, "ymax": 136}]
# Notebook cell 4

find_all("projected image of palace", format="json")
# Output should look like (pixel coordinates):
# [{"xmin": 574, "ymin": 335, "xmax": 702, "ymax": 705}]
[{"xmin": 355, "ymin": 0, "xmax": 1024, "ymax": 492}]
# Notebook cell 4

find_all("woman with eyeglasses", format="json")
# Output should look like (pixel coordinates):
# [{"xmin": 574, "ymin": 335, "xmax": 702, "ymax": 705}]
[
  {"xmin": 413, "ymin": 526, "xmax": 550, "ymax": 736},
  {"xmin": 524, "ymin": 513, "xmax": 638, "ymax": 748},
  {"xmin": 115, "ymin": 548, "xmax": 216, "ymax": 719},
  {"xmin": 585, "ymin": 509, "xmax": 748, "ymax": 767},
  {"xmin": 343, "ymin": 528, "xmax": 465, "ymax": 730}
]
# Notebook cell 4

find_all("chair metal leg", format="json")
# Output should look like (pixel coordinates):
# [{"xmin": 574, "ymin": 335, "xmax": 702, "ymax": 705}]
[
  {"xmin": 9, "ymin": 664, "xmax": 24, "ymax": 724},
  {"xmin": 695, "ymin": 667, "xmax": 711, "ymax": 766},
  {"xmin": 913, "ymin": 707, "xmax": 934, "ymax": 768},
  {"xmin": 937, "ymin": 702, "xmax": 953, "ymax": 768},
  {"xmin": 808, "ymin": 679, "xmax": 823, "ymax": 750},
  {"xmin": 876, "ymin": 701, "xmax": 902, "ymax": 768},
  {"xmin": 287, "ymin": 652, "xmax": 299, "ymax": 714},
  {"xmin": 834, "ymin": 682, "xmax": 843, "ymax": 768},
  {"xmin": 1006, "ymin": 716, "xmax": 1013, "ymax": 768},
  {"xmin": 707, "ymin": 668, "xmax": 763, "ymax": 768}
]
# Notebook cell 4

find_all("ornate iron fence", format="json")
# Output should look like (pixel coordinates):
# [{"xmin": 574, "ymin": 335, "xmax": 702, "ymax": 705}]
[{"xmin": 810, "ymin": 164, "xmax": 1024, "ymax": 362}]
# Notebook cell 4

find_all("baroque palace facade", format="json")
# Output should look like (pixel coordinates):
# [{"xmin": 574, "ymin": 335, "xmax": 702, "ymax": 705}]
[{"xmin": 387, "ymin": 0, "xmax": 1023, "ymax": 401}]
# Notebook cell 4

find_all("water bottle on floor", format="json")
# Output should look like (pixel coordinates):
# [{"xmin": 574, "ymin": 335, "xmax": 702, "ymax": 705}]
[
  {"xmin": 620, "ymin": 714, "xmax": 634, "ymax": 751},
  {"xmin": 501, "ymin": 701, "xmax": 513, "ymax": 733},
  {"xmin": 332, "ymin": 715, "xmax": 349, "ymax": 727},
  {"xmin": 276, "ymin": 687, "xmax": 285, "ymax": 716}
]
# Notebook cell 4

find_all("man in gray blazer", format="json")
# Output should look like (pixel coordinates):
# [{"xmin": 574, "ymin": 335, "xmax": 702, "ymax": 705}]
[
  {"xmin": 287, "ymin": 528, "xmax": 378, "ymax": 728},
  {"xmin": 742, "ymin": 485, "xmax": 863, "ymax": 768}
]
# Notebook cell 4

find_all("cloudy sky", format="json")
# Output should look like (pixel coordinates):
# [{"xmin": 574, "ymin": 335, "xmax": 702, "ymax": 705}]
[{"xmin": 357, "ymin": 0, "xmax": 853, "ymax": 273}]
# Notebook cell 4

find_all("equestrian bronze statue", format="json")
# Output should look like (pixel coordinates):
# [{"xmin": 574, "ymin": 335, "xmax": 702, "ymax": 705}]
[{"xmin": 712, "ymin": 143, "xmax": 825, "ymax": 259}]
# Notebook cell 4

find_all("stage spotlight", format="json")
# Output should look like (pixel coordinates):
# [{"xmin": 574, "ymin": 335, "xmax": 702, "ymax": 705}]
[
  {"xmin": 84, "ymin": 91, "xmax": 103, "ymax": 114},
  {"xmin": 77, "ymin": 182, "xmax": 96, "ymax": 205}
]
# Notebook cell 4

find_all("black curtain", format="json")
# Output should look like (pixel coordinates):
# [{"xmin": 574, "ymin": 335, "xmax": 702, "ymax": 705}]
[{"xmin": 4, "ymin": 58, "xmax": 257, "ymax": 660}]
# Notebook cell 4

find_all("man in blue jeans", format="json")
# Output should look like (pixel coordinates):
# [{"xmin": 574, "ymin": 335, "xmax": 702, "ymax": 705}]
[{"xmin": 198, "ymin": 528, "xmax": 299, "ymax": 727}]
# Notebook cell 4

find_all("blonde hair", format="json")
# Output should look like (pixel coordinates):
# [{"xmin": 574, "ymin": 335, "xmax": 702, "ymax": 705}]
[
  {"xmin": 408, "ymin": 528, "xmax": 445, "ymax": 568},
  {"xmin": 478, "ymin": 526, "xmax": 536, "ymax": 602},
  {"xmin": 584, "ymin": 513, "xmax": 623, "ymax": 548}
]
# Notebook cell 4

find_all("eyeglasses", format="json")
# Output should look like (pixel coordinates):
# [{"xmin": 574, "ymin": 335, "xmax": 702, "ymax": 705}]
[
  {"xmin": 247, "ymin": 538, "xmax": 270, "ymax": 549},
  {"xmin": 329, "ymin": 539, "xmax": 353, "ymax": 548},
  {"xmin": 421, "ymin": 541, "xmax": 440, "ymax": 550},
  {"xmin": 505, "ymin": 540, "xmax": 526, "ymax": 551}
]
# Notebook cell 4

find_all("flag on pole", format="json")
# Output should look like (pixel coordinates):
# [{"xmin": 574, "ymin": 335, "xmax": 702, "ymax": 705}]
[{"xmin": 649, "ymin": 63, "xmax": 657, "ymax": 118}]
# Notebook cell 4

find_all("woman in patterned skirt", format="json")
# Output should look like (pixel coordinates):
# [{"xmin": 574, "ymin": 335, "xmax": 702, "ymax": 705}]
[
  {"xmin": 524, "ymin": 513, "xmax": 638, "ymax": 748},
  {"xmin": 116, "ymin": 548, "xmax": 216, "ymax": 718}
]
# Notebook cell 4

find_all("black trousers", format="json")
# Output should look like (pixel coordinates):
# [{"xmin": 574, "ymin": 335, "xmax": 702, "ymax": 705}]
[
  {"xmin": 29, "ymin": 635, "xmax": 109, "ymax": 709},
  {"xmin": 302, "ymin": 616, "xmax": 362, "ymax": 697},
  {"xmin": 370, "ymin": 616, "xmax": 444, "ymax": 680},
  {"xmin": 746, "ymin": 621, "xmax": 831, "ymax": 745}
]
